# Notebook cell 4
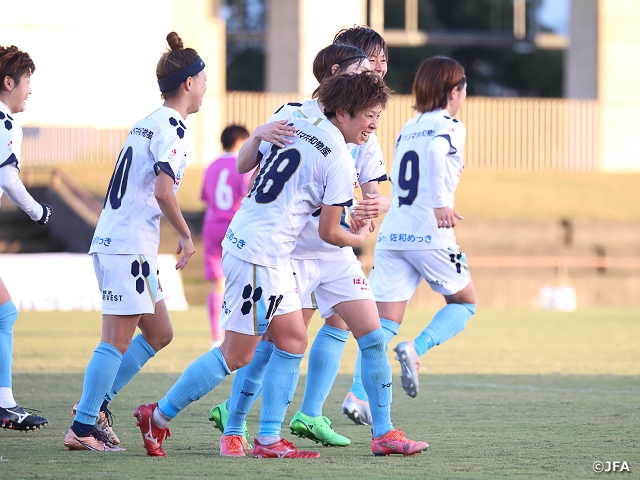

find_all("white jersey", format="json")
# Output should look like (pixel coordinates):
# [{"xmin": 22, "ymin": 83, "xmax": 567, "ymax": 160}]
[
  {"xmin": 261, "ymin": 99, "xmax": 387, "ymax": 260},
  {"xmin": 223, "ymin": 116, "xmax": 357, "ymax": 267},
  {"xmin": 0, "ymin": 100, "xmax": 45, "ymax": 221},
  {"xmin": 89, "ymin": 106, "xmax": 188, "ymax": 256},
  {"xmin": 0, "ymin": 101, "xmax": 22, "ymax": 173},
  {"xmin": 376, "ymin": 109, "xmax": 466, "ymax": 250}
]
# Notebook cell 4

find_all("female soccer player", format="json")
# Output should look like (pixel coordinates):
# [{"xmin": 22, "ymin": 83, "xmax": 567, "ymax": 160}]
[
  {"xmin": 201, "ymin": 125, "xmax": 251, "ymax": 348},
  {"xmin": 134, "ymin": 71, "xmax": 391, "ymax": 459},
  {"xmin": 372, "ymin": 56, "xmax": 476, "ymax": 399},
  {"xmin": 0, "ymin": 44, "xmax": 51, "ymax": 432},
  {"xmin": 208, "ymin": 42, "xmax": 383, "ymax": 446},
  {"xmin": 63, "ymin": 32, "xmax": 206, "ymax": 451}
]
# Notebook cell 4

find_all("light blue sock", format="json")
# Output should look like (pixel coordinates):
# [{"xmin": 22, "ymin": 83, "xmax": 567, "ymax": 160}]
[
  {"xmin": 300, "ymin": 324, "xmax": 349, "ymax": 417},
  {"xmin": 414, "ymin": 303, "xmax": 476, "ymax": 356},
  {"xmin": 74, "ymin": 342, "xmax": 122, "ymax": 426},
  {"xmin": 357, "ymin": 328, "xmax": 393, "ymax": 438},
  {"xmin": 105, "ymin": 334, "xmax": 156, "ymax": 402},
  {"xmin": 350, "ymin": 318, "xmax": 398, "ymax": 402},
  {"xmin": 0, "ymin": 300, "xmax": 18, "ymax": 388},
  {"xmin": 158, "ymin": 347, "xmax": 231, "ymax": 419},
  {"xmin": 258, "ymin": 347, "xmax": 303, "ymax": 438},
  {"xmin": 224, "ymin": 340, "xmax": 274, "ymax": 436}
]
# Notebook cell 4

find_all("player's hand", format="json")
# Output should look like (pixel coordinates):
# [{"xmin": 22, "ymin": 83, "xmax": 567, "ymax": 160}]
[
  {"xmin": 354, "ymin": 219, "xmax": 373, "ymax": 242},
  {"xmin": 434, "ymin": 206, "xmax": 463, "ymax": 228},
  {"xmin": 175, "ymin": 235, "xmax": 195, "ymax": 270},
  {"xmin": 254, "ymin": 120, "xmax": 297, "ymax": 148},
  {"xmin": 35, "ymin": 203, "xmax": 52, "ymax": 226},
  {"xmin": 352, "ymin": 193, "xmax": 390, "ymax": 219}
]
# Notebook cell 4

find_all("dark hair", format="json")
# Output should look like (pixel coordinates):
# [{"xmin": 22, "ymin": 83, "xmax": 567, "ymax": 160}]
[
  {"xmin": 314, "ymin": 70, "xmax": 391, "ymax": 119},
  {"xmin": 0, "ymin": 45, "xmax": 35, "ymax": 89},
  {"xmin": 413, "ymin": 56, "xmax": 466, "ymax": 113},
  {"xmin": 156, "ymin": 32, "xmax": 199, "ymax": 99},
  {"xmin": 221, "ymin": 124, "xmax": 250, "ymax": 150},
  {"xmin": 312, "ymin": 43, "xmax": 368, "ymax": 83},
  {"xmin": 333, "ymin": 26, "xmax": 388, "ymax": 61}
]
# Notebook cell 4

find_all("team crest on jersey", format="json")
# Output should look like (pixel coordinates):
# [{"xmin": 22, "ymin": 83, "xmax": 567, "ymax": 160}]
[
  {"xmin": 168, "ymin": 149, "xmax": 177, "ymax": 161},
  {"xmin": 6, "ymin": 139, "xmax": 11, "ymax": 152}
]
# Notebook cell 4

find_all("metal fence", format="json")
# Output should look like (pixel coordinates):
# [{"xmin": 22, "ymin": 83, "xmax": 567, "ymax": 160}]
[{"xmin": 20, "ymin": 94, "xmax": 638, "ymax": 171}]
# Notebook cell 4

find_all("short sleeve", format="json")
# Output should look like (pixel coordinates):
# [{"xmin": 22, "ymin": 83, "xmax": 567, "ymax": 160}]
[
  {"xmin": 354, "ymin": 131, "xmax": 387, "ymax": 185},
  {"xmin": 150, "ymin": 117, "xmax": 188, "ymax": 180},
  {"xmin": 434, "ymin": 116, "xmax": 466, "ymax": 155},
  {"xmin": 322, "ymin": 152, "xmax": 356, "ymax": 207}
]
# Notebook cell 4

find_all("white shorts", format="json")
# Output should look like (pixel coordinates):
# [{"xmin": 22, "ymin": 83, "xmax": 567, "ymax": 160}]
[
  {"xmin": 92, "ymin": 253, "xmax": 163, "ymax": 315},
  {"xmin": 220, "ymin": 250, "xmax": 301, "ymax": 336},
  {"xmin": 291, "ymin": 250, "xmax": 374, "ymax": 319},
  {"xmin": 370, "ymin": 247, "xmax": 471, "ymax": 301}
]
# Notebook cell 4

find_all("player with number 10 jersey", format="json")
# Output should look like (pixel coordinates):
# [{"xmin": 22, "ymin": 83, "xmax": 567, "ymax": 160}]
[{"xmin": 89, "ymin": 106, "xmax": 188, "ymax": 257}]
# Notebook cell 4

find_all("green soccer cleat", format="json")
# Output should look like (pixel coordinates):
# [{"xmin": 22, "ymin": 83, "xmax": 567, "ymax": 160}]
[
  {"xmin": 209, "ymin": 402, "xmax": 252, "ymax": 453},
  {"xmin": 289, "ymin": 410, "xmax": 350, "ymax": 447}
]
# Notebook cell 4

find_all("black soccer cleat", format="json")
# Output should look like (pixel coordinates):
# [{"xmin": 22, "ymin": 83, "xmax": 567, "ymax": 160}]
[{"xmin": 0, "ymin": 405, "xmax": 48, "ymax": 431}]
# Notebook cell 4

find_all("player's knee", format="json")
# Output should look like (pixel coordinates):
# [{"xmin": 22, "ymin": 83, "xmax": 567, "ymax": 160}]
[
  {"xmin": 223, "ymin": 350, "xmax": 254, "ymax": 371},
  {"xmin": 0, "ymin": 300, "xmax": 18, "ymax": 331},
  {"xmin": 462, "ymin": 303, "xmax": 476, "ymax": 316}
]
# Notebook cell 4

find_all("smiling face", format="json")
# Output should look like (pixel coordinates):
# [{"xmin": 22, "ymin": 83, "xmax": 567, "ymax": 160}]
[
  {"xmin": 368, "ymin": 49, "xmax": 387, "ymax": 78},
  {"xmin": 2, "ymin": 73, "xmax": 31, "ymax": 114},
  {"xmin": 337, "ymin": 105, "xmax": 382, "ymax": 145}
]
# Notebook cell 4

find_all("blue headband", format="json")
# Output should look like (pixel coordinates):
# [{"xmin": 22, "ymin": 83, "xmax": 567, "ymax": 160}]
[{"xmin": 157, "ymin": 56, "xmax": 205, "ymax": 92}]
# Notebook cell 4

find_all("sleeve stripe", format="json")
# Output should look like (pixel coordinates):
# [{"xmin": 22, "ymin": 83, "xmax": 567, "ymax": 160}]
[
  {"xmin": 154, "ymin": 161, "xmax": 176, "ymax": 180},
  {"xmin": 331, "ymin": 199, "xmax": 353, "ymax": 207},
  {"xmin": 0, "ymin": 153, "xmax": 19, "ymax": 171},
  {"xmin": 361, "ymin": 174, "xmax": 388, "ymax": 184},
  {"xmin": 434, "ymin": 134, "xmax": 457, "ymax": 154}
]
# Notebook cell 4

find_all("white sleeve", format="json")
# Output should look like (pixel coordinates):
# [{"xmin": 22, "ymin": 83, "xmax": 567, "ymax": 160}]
[
  {"xmin": 0, "ymin": 164, "xmax": 43, "ymax": 220},
  {"xmin": 355, "ymin": 131, "xmax": 387, "ymax": 185},
  {"xmin": 425, "ymin": 136, "xmax": 451, "ymax": 208},
  {"xmin": 150, "ymin": 121, "xmax": 188, "ymax": 180},
  {"xmin": 323, "ymin": 154, "xmax": 356, "ymax": 207}
]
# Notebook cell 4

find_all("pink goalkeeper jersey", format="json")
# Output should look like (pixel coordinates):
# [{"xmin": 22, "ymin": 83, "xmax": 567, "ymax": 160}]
[{"xmin": 201, "ymin": 152, "xmax": 252, "ymax": 224}]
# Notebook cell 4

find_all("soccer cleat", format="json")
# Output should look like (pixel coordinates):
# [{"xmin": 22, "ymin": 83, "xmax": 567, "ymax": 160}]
[
  {"xmin": 134, "ymin": 403, "xmax": 171, "ymax": 457},
  {"xmin": 252, "ymin": 437, "xmax": 320, "ymax": 459},
  {"xmin": 71, "ymin": 401, "xmax": 120, "ymax": 445},
  {"xmin": 341, "ymin": 392, "xmax": 373, "ymax": 425},
  {"xmin": 289, "ymin": 411, "xmax": 350, "ymax": 447},
  {"xmin": 209, "ymin": 402, "xmax": 252, "ymax": 453},
  {"xmin": 63, "ymin": 427, "xmax": 125, "ymax": 451},
  {"xmin": 0, "ymin": 405, "xmax": 48, "ymax": 431},
  {"xmin": 394, "ymin": 341, "xmax": 421, "ymax": 398},
  {"xmin": 371, "ymin": 429, "xmax": 429, "ymax": 457},
  {"xmin": 219, "ymin": 435, "xmax": 246, "ymax": 457}
]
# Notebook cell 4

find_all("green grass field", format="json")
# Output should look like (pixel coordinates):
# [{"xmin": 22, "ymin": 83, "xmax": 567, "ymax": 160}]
[{"xmin": 2, "ymin": 307, "xmax": 638, "ymax": 479}]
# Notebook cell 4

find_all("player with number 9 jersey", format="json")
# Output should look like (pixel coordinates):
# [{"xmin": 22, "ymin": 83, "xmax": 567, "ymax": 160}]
[
  {"xmin": 370, "ymin": 56, "xmax": 476, "ymax": 402},
  {"xmin": 376, "ymin": 105, "xmax": 466, "ymax": 251}
]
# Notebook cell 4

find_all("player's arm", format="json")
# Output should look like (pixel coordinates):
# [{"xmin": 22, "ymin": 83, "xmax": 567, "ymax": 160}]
[
  {"xmin": 236, "ymin": 120, "xmax": 297, "ymax": 174},
  {"xmin": 318, "ymin": 204, "xmax": 372, "ymax": 247},
  {"xmin": 352, "ymin": 180, "xmax": 390, "ymax": 219},
  {"xmin": 427, "ymin": 136, "xmax": 462, "ymax": 228},
  {"xmin": 154, "ymin": 171, "xmax": 194, "ymax": 270},
  {"xmin": 0, "ymin": 164, "xmax": 51, "ymax": 226}
]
